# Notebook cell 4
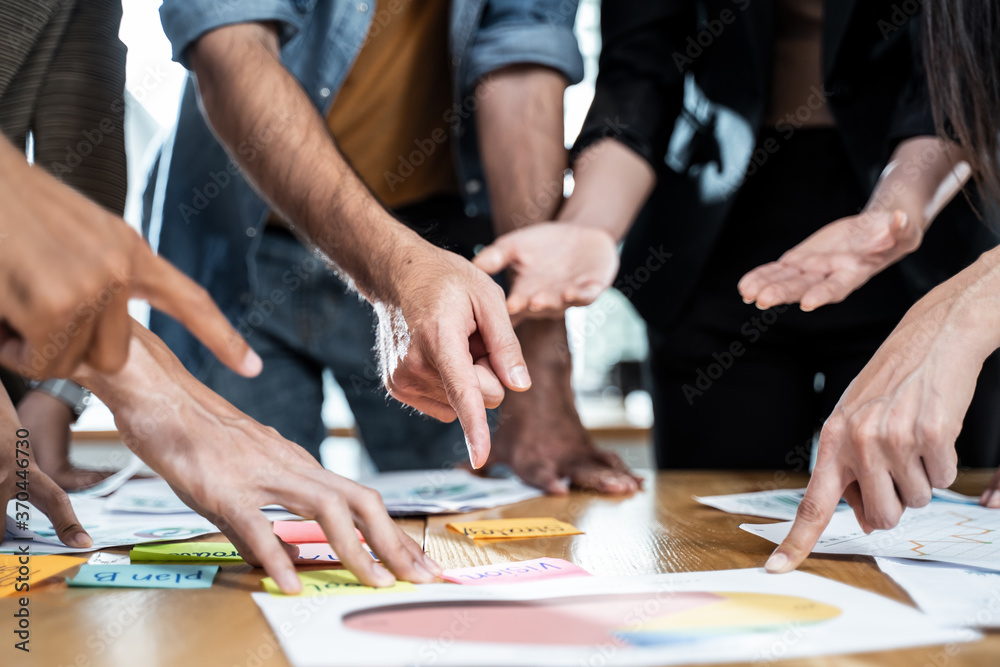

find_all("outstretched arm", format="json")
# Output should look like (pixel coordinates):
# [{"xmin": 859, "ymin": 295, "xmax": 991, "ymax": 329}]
[
  {"xmin": 739, "ymin": 137, "xmax": 970, "ymax": 311},
  {"xmin": 187, "ymin": 22, "xmax": 530, "ymax": 468}
]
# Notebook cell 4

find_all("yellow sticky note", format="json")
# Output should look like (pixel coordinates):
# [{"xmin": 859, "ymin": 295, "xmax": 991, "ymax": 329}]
[
  {"xmin": 446, "ymin": 517, "xmax": 583, "ymax": 541},
  {"xmin": 262, "ymin": 570, "xmax": 417, "ymax": 597},
  {"xmin": 0, "ymin": 555, "xmax": 87, "ymax": 596},
  {"xmin": 130, "ymin": 542, "xmax": 243, "ymax": 563}
]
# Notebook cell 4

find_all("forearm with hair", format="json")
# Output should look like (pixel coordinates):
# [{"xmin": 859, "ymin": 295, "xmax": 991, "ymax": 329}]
[{"xmin": 187, "ymin": 22, "xmax": 424, "ymax": 304}]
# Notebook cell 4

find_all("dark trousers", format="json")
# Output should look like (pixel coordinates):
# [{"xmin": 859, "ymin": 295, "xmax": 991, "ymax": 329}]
[{"xmin": 648, "ymin": 129, "xmax": 1000, "ymax": 470}]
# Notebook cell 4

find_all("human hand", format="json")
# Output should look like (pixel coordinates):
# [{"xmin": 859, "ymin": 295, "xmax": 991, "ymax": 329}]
[
  {"xmin": 376, "ymin": 240, "xmax": 531, "ymax": 469},
  {"xmin": 0, "ymin": 136, "xmax": 260, "ymax": 379},
  {"xmin": 75, "ymin": 324, "xmax": 440, "ymax": 594},
  {"xmin": 487, "ymin": 320, "xmax": 641, "ymax": 494},
  {"xmin": 763, "ymin": 267, "xmax": 996, "ymax": 573},
  {"xmin": 473, "ymin": 222, "xmax": 619, "ymax": 321},
  {"xmin": 738, "ymin": 209, "xmax": 922, "ymax": 312},
  {"xmin": 16, "ymin": 390, "xmax": 112, "ymax": 491},
  {"xmin": 0, "ymin": 388, "xmax": 92, "ymax": 548}
]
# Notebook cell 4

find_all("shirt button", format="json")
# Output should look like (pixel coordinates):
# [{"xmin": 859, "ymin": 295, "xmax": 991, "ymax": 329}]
[
  {"xmin": 358, "ymin": 2, "xmax": 369, "ymax": 11},
  {"xmin": 465, "ymin": 179, "xmax": 482, "ymax": 194},
  {"xmin": 319, "ymin": 87, "xmax": 331, "ymax": 98},
  {"xmin": 246, "ymin": 227, "xmax": 257, "ymax": 237}
]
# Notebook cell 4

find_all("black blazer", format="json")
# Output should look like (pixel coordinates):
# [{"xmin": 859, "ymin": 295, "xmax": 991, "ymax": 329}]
[{"xmin": 577, "ymin": 0, "xmax": 997, "ymax": 333}]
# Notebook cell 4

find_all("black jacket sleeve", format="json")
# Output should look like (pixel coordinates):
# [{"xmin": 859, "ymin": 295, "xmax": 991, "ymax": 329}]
[
  {"xmin": 573, "ymin": 0, "xmax": 695, "ymax": 168},
  {"xmin": 886, "ymin": 15, "xmax": 938, "ymax": 146}
]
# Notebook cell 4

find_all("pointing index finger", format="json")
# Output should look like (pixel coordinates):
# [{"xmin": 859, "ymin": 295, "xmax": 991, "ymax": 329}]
[{"xmin": 765, "ymin": 470, "xmax": 846, "ymax": 573}]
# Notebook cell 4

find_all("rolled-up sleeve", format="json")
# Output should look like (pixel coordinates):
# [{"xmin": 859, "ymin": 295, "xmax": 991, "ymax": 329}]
[
  {"xmin": 464, "ymin": 0, "xmax": 585, "ymax": 89},
  {"xmin": 574, "ymin": 0, "xmax": 693, "ymax": 169},
  {"xmin": 160, "ymin": 0, "xmax": 308, "ymax": 69}
]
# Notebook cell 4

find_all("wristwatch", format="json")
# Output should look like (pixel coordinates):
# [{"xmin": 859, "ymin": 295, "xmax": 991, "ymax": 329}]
[{"xmin": 27, "ymin": 378, "xmax": 91, "ymax": 421}]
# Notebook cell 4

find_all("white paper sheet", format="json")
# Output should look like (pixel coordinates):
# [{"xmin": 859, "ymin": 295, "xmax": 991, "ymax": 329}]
[
  {"xmin": 358, "ymin": 469, "xmax": 543, "ymax": 515},
  {"xmin": 69, "ymin": 454, "xmax": 146, "ymax": 498},
  {"xmin": 104, "ymin": 478, "xmax": 296, "ymax": 518},
  {"xmin": 876, "ymin": 557, "xmax": 1000, "ymax": 629},
  {"xmin": 251, "ymin": 568, "xmax": 975, "ymax": 667},
  {"xmin": 741, "ymin": 503, "xmax": 1000, "ymax": 571},
  {"xmin": 695, "ymin": 487, "xmax": 980, "ymax": 521}
]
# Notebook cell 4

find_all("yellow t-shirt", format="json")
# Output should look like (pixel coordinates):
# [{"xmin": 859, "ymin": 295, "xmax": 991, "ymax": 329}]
[{"xmin": 326, "ymin": 0, "xmax": 457, "ymax": 209}]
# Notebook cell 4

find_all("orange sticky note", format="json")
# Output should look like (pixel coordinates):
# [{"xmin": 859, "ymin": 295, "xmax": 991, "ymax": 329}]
[
  {"xmin": 446, "ymin": 517, "xmax": 583, "ymax": 542},
  {"xmin": 0, "ymin": 554, "xmax": 87, "ymax": 596}
]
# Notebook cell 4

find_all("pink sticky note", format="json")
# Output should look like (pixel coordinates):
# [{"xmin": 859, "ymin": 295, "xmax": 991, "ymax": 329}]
[
  {"xmin": 274, "ymin": 521, "xmax": 365, "ymax": 544},
  {"xmin": 440, "ymin": 557, "xmax": 591, "ymax": 585},
  {"xmin": 293, "ymin": 542, "xmax": 377, "ymax": 565}
]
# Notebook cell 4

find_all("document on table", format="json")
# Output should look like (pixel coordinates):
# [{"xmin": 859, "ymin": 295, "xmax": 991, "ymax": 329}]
[
  {"xmin": 741, "ymin": 503, "xmax": 1000, "ymax": 571},
  {"xmin": 252, "ymin": 568, "xmax": 976, "ymax": 667},
  {"xmin": 69, "ymin": 454, "xmax": 146, "ymax": 498},
  {"xmin": 357, "ymin": 469, "xmax": 543, "ymax": 515},
  {"xmin": 875, "ymin": 557, "xmax": 1000, "ymax": 629},
  {"xmin": 696, "ymin": 487, "xmax": 979, "ymax": 521},
  {"xmin": 104, "ymin": 478, "xmax": 296, "ymax": 518}
]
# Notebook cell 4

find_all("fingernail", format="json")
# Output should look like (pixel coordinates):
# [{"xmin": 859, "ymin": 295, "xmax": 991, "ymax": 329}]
[
  {"xmin": 989, "ymin": 490, "xmax": 1000, "ymax": 508},
  {"xmin": 741, "ymin": 297, "xmax": 752, "ymax": 304},
  {"xmin": 68, "ymin": 531, "xmax": 93, "ymax": 548},
  {"xmin": 764, "ymin": 551, "xmax": 789, "ymax": 573},
  {"xmin": 510, "ymin": 364, "xmax": 531, "ymax": 390},
  {"xmin": 980, "ymin": 489, "xmax": 991, "ymax": 505},
  {"xmin": 372, "ymin": 564, "xmax": 396, "ymax": 587},
  {"xmin": 243, "ymin": 349, "xmax": 263, "ymax": 376},
  {"xmin": 277, "ymin": 570, "xmax": 302, "ymax": 594}
]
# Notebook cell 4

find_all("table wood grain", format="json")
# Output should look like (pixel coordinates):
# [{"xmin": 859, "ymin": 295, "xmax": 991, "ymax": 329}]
[{"xmin": 3, "ymin": 471, "xmax": 998, "ymax": 666}]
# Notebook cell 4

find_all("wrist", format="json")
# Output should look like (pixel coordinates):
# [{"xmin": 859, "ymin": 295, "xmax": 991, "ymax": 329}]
[{"xmin": 943, "ymin": 247, "xmax": 1000, "ymax": 357}]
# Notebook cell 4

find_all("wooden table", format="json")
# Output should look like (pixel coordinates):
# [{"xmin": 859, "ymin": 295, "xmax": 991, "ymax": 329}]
[{"xmin": 4, "ymin": 470, "xmax": 999, "ymax": 666}]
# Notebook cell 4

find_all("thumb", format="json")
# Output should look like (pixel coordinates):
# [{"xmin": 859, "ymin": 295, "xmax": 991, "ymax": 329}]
[
  {"xmin": 764, "ymin": 471, "xmax": 845, "ymax": 573},
  {"xmin": 472, "ymin": 240, "xmax": 514, "ymax": 276}
]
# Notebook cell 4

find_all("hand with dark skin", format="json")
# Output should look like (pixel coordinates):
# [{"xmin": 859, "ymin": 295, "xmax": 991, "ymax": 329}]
[
  {"xmin": 0, "ymin": 134, "xmax": 261, "ymax": 381},
  {"xmin": 0, "ymin": 386, "xmax": 92, "ymax": 549},
  {"xmin": 17, "ymin": 390, "xmax": 112, "ymax": 491}
]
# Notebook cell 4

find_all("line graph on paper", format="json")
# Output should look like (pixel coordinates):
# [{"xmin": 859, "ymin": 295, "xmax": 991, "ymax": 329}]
[{"xmin": 741, "ymin": 504, "xmax": 1000, "ymax": 572}]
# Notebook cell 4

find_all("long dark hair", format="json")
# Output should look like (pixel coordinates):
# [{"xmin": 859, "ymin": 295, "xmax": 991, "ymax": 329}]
[{"xmin": 924, "ymin": 0, "xmax": 1000, "ymax": 205}]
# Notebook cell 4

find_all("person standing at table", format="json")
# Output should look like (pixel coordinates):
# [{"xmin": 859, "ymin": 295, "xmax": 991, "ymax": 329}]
[
  {"xmin": 145, "ymin": 0, "xmax": 641, "ymax": 493},
  {"xmin": 473, "ymin": 0, "xmax": 1000, "ymax": 472}
]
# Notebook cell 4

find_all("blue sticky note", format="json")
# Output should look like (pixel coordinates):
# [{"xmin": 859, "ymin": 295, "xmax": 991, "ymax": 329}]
[{"xmin": 67, "ymin": 564, "xmax": 219, "ymax": 589}]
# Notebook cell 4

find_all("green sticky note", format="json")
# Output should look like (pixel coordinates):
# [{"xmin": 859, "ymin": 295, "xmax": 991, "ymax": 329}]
[
  {"xmin": 130, "ymin": 542, "xmax": 243, "ymax": 563},
  {"xmin": 68, "ymin": 564, "xmax": 219, "ymax": 589},
  {"xmin": 262, "ymin": 570, "xmax": 417, "ymax": 597}
]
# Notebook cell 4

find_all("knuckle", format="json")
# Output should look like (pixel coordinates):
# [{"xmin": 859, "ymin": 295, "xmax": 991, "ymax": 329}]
[{"xmin": 794, "ymin": 495, "xmax": 826, "ymax": 524}]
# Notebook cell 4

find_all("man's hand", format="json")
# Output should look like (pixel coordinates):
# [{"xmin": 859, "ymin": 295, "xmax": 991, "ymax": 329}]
[
  {"xmin": 0, "ymin": 388, "xmax": 92, "ymax": 548},
  {"xmin": 376, "ymin": 241, "xmax": 531, "ymax": 469},
  {"xmin": 764, "ymin": 251, "xmax": 1000, "ymax": 573},
  {"xmin": 0, "ymin": 136, "xmax": 261, "ymax": 380},
  {"xmin": 738, "ymin": 209, "xmax": 922, "ymax": 312},
  {"xmin": 473, "ymin": 223, "xmax": 619, "ymax": 321},
  {"xmin": 17, "ymin": 390, "xmax": 111, "ymax": 491},
  {"xmin": 980, "ymin": 468, "xmax": 1000, "ymax": 508},
  {"xmin": 74, "ymin": 324, "xmax": 441, "ymax": 594},
  {"xmin": 489, "ymin": 321, "xmax": 641, "ymax": 494}
]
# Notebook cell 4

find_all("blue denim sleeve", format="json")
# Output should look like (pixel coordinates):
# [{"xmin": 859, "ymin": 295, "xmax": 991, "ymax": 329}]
[
  {"xmin": 464, "ymin": 0, "xmax": 584, "ymax": 89},
  {"xmin": 159, "ymin": 0, "xmax": 309, "ymax": 69}
]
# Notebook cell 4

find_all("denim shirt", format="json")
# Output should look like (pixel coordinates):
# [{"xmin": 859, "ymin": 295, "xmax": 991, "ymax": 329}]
[{"xmin": 147, "ymin": 0, "xmax": 583, "ymax": 376}]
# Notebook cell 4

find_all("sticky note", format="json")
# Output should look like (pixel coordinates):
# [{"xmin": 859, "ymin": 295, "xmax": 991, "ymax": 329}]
[
  {"xmin": 68, "ymin": 564, "xmax": 218, "ymax": 589},
  {"xmin": 293, "ymin": 542, "xmax": 377, "ymax": 563},
  {"xmin": 130, "ymin": 542, "xmax": 243, "ymax": 563},
  {"xmin": 441, "ymin": 557, "xmax": 592, "ymax": 585},
  {"xmin": 0, "ymin": 555, "xmax": 86, "ymax": 596},
  {"xmin": 446, "ymin": 517, "xmax": 583, "ymax": 541},
  {"xmin": 262, "ymin": 570, "xmax": 417, "ymax": 597},
  {"xmin": 273, "ymin": 521, "xmax": 366, "ymax": 544}
]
